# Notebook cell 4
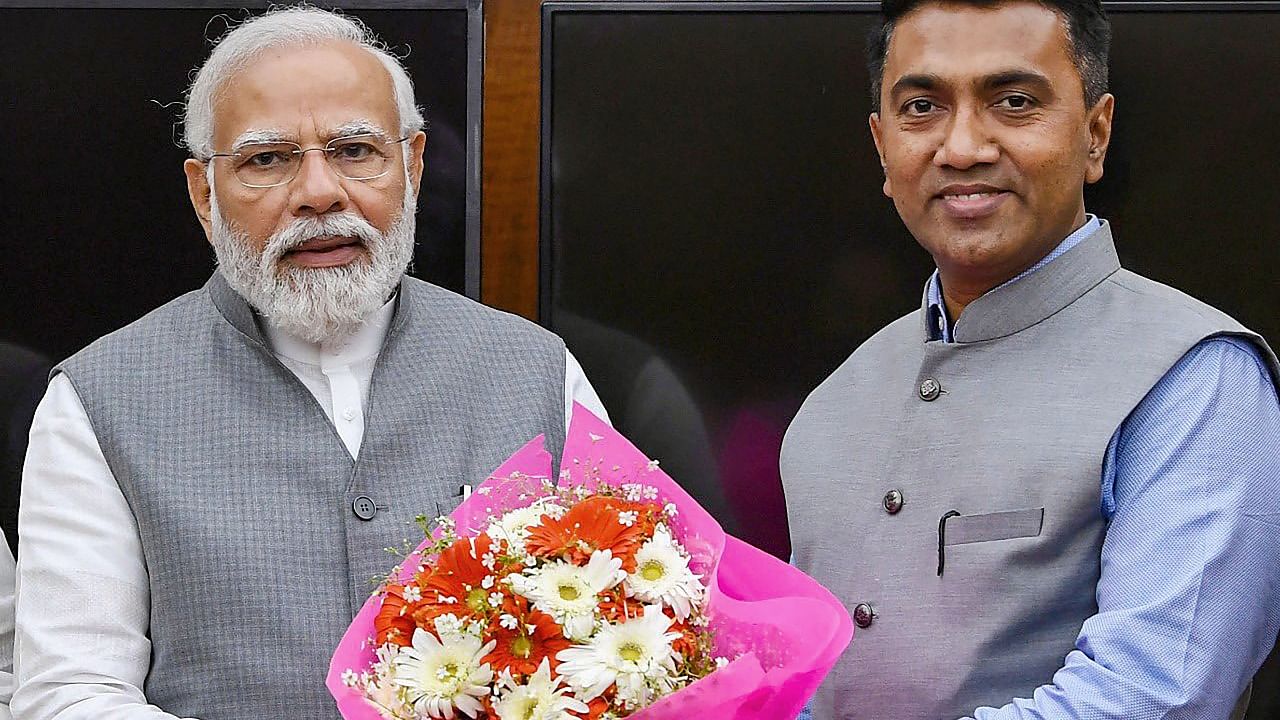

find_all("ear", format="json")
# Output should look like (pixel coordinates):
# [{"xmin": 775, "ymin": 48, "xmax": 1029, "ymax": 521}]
[
  {"xmin": 869, "ymin": 112, "xmax": 893, "ymax": 198},
  {"xmin": 406, "ymin": 130, "xmax": 427, "ymax": 199},
  {"xmin": 1084, "ymin": 93, "xmax": 1115, "ymax": 184},
  {"xmin": 183, "ymin": 158, "xmax": 214, "ymax": 241}
]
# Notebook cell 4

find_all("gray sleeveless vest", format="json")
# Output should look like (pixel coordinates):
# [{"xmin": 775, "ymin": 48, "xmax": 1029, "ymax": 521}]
[
  {"xmin": 782, "ymin": 224, "xmax": 1278, "ymax": 720},
  {"xmin": 56, "ymin": 272, "xmax": 567, "ymax": 718}
]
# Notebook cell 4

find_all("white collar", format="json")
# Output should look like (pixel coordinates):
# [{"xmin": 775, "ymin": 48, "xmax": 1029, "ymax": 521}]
[{"xmin": 263, "ymin": 296, "xmax": 397, "ymax": 370}]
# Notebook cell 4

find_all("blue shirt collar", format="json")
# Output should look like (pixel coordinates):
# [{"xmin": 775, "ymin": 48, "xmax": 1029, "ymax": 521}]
[{"xmin": 926, "ymin": 214, "xmax": 1102, "ymax": 343}]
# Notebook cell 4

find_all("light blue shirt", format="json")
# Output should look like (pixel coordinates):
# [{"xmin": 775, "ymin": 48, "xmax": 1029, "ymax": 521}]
[{"xmin": 800, "ymin": 217, "xmax": 1280, "ymax": 719}]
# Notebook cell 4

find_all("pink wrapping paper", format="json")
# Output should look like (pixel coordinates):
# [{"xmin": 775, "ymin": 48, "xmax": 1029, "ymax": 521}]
[{"xmin": 329, "ymin": 404, "xmax": 853, "ymax": 719}]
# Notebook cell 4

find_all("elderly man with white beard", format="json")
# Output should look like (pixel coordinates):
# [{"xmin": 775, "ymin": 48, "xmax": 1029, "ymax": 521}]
[{"xmin": 13, "ymin": 7, "xmax": 606, "ymax": 719}]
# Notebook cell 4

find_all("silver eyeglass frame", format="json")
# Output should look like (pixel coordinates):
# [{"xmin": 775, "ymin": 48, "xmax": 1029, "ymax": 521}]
[{"xmin": 206, "ymin": 134, "xmax": 413, "ymax": 189}]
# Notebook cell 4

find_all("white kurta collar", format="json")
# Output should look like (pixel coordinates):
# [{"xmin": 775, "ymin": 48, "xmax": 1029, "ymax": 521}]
[{"xmin": 263, "ymin": 296, "xmax": 397, "ymax": 368}]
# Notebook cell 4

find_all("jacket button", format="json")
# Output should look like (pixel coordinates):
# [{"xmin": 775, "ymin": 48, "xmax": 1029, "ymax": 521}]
[
  {"xmin": 919, "ymin": 377, "xmax": 942, "ymax": 401},
  {"xmin": 352, "ymin": 495, "xmax": 377, "ymax": 521},
  {"xmin": 883, "ymin": 489, "xmax": 904, "ymax": 514},
  {"xmin": 853, "ymin": 603, "xmax": 875, "ymax": 629}
]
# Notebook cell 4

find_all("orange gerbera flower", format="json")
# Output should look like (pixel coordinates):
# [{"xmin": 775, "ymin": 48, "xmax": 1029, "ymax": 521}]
[
  {"xmin": 597, "ymin": 587, "xmax": 644, "ymax": 623},
  {"xmin": 484, "ymin": 604, "xmax": 571, "ymax": 676},
  {"xmin": 669, "ymin": 618, "xmax": 701, "ymax": 659},
  {"xmin": 374, "ymin": 584, "xmax": 417, "ymax": 647},
  {"xmin": 413, "ymin": 534, "xmax": 503, "ymax": 628},
  {"xmin": 525, "ymin": 496, "xmax": 647, "ymax": 570}
]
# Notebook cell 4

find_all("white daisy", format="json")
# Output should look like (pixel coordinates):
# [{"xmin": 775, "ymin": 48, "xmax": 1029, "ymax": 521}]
[
  {"xmin": 555, "ymin": 604, "xmax": 682, "ymax": 707},
  {"xmin": 493, "ymin": 658, "xmax": 590, "ymax": 720},
  {"xmin": 391, "ymin": 627, "xmax": 497, "ymax": 719},
  {"xmin": 507, "ymin": 550, "xmax": 624, "ymax": 640},
  {"xmin": 624, "ymin": 524, "xmax": 705, "ymax": 620}
]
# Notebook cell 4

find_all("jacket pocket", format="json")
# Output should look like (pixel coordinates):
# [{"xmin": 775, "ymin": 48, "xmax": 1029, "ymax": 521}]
[
  {"xmin": 943, "ymin": 507, "xmax": 1044, "ymax": 546},
  {"xmin": 435, "ymin": 485, "xmax": 471, "ymax": 517}
]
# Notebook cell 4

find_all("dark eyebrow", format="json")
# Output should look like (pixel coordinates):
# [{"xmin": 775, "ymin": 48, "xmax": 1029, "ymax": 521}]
[
  {"xmin": 983, "ymin": 70, "xmax": 1053, "ymax": 94},
  {"xmin": 889, "ymin": 73, "xmax": 941, "ymax": 99},
  {"xmin": 888, "ymin": 70, "xmax": 1055, "ymax": 103}
]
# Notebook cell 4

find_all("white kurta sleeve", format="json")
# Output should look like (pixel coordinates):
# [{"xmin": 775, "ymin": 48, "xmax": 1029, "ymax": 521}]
[
  {"xmin": 0, "ymin": 532, "xmax": 14, "ymax": 720},
  {"xmin": 564, "ymin": 349, "xmax": 610, "ymax": 432},
  {"xmin": 13, "ymin": 374, "xmax": 198, "ymax": 720}
]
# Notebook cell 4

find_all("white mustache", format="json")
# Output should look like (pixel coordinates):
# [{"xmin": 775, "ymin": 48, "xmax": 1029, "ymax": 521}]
[{"xmin": 266, "ymin": 213, "xmax": 383, "ymax": 259}]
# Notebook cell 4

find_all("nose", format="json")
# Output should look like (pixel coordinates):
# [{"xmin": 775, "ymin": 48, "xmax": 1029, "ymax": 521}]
[
  {"xmin": 933, "ymin": 106, "xmax": 999, "ymax": 170},
  {"xmin": 289, "ymin": 148, "xmax": 349, "ymax": 217}
]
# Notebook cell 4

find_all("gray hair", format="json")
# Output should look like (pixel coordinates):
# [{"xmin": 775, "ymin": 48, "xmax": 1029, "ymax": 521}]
[{"xmin": 183, "ymin": 5, "xmax": 425, "ymax": 160}]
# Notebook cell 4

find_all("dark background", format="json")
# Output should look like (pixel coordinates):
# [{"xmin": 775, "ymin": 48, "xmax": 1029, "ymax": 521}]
[
  {"xmin": 543, "ymin": 7, "xmax": 1280, "ymax": 714},
  {"xmin": 0, "ymin": 6, "xmax": 472, "ymax": 363}
]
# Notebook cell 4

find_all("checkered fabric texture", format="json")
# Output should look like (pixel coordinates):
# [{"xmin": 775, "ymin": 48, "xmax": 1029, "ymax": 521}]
[{"xmin": 57, "ymin": 273, "xmax": 567, "ymax": 718}]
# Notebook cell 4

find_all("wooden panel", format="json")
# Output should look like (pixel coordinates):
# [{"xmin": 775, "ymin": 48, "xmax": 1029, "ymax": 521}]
[{"xmin": 481, "ymin": 0, "xmax": 542, "ymax": 319}]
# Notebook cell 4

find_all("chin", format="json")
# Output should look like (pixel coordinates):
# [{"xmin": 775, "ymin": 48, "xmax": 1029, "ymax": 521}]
[
  {"xmin": 949, "ymin": 238, "xmax": 1009, "ymax": 268},
  {"xmin": 916, "ymin": 222, "xmax": 998, "ymax": 259}
]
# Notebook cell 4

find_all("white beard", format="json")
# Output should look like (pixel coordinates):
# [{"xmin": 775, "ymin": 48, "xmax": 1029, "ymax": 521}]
[{"xmin": 209, "ymin": 186, "xmax": 417, "ymax": 344}]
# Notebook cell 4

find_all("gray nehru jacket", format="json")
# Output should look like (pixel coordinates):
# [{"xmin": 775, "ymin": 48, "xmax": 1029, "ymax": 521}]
[
  {"xmin": 782, "ymin": 224, "xmax": 1278, "ymax": 720},
  {"xmin": 55, "ymin": 272, "xmax": 567, "ymax": 718}
]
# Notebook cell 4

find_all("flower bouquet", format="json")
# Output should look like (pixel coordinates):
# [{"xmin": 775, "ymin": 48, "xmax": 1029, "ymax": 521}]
[{"xmin": 329, "ymin": 405, "xmax": 852, "ymax": 719}]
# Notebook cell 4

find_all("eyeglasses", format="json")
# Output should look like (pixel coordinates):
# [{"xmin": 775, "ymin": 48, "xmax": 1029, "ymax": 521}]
[{"xmin": 208, "ymin": 134, "xmax": 410, "ymax": 188}]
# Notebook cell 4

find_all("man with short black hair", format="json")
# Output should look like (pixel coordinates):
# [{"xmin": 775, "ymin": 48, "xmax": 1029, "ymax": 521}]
[{"xmin": 784, "ymin": 1, "xmax": 1280, "ymax": 718}]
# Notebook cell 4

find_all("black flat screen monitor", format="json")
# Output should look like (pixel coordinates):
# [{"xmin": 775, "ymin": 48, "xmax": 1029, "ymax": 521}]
[
  {"xmin": 541, "ymin": 2, "xmax": 1280, "ymax": 555},
  {"xmin": 0, "ymin": 1, "xmax": 481, "ymax": 363}
]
